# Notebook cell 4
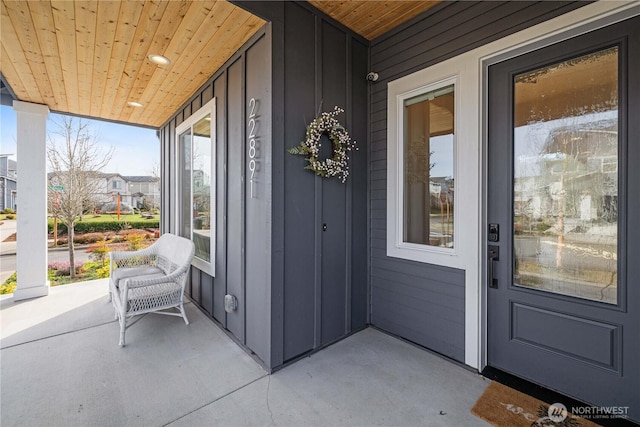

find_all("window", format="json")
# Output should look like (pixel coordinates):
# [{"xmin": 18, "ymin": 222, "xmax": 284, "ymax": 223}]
[
  {"xmin": 387, "ymin": 77, "xmax": 457, "ymax": 263},
  {"xmin": 176, "ymin": 98, "xmax": 216, "ymax": 275},
  {"xmin": 112, "ymin": 180, "xmax": 122, "ymax": 190},
  {"xmin": 403, "ymin": 85, "xmax": 455, "ymax": 248}
]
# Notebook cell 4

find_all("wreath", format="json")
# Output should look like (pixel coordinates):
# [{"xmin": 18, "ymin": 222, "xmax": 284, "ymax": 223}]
[{"xmin": 288, "ymin": 106, "xmax": 357, "ymax": 183}]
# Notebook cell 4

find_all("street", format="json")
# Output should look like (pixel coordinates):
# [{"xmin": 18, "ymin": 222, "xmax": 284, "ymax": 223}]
[
  {"xmin": 1, "ymin": 249, "xmax": 93, "ymax": 279},
  {"xmin": 0, "ymin": 219, "xmax": 92, "ymax": 283}
]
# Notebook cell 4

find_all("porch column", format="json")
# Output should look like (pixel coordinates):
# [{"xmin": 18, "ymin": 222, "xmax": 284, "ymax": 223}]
[{"xmin": 13, "ymin": 100, "xmax": 50, "ymax": 301}]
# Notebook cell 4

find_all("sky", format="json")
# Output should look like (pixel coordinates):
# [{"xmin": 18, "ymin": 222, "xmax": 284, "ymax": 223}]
[{"xmin": 0, "ymin": 105, "xmax": 159, "ymax": 176}]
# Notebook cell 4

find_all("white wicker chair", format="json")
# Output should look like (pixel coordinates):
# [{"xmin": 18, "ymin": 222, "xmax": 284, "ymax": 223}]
[{"xmin": 108, "ymin": 233, "xmax": 195, "ymax": 346}]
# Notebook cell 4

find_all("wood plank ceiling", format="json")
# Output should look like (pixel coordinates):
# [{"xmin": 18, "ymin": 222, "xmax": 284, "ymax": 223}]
[
  {"xmin": 1, "ymin": 0, "xmax": 440, "ymax": 128},
  {"xmin": 308, "ymin": 0, "xmax": 441, "ymax": 40},
  {"xmin": 1, "ymin": 0, "xmax": 265, "ymax": 127}
]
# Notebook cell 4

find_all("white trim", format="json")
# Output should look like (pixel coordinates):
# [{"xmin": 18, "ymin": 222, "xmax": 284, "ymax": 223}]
[
  {"xmin": 13, "ymin": 100, "xmax": 50, "ymax": 301},
  {"xmin": 385, "ymin": 0, "xmax": 639, "ymax": 370},
  {"xmin": 387, "ymin": 76, "xmax": 467, "ymax": 267},
  {"xmin": 175, "ymin": 98, "xmax": 217, "ymax": 276}
]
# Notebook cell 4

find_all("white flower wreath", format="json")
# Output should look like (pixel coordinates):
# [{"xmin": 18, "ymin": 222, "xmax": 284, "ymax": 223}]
[{"xmin": 287, "ymin": 106, "xmax": 357, "ymax": 183}]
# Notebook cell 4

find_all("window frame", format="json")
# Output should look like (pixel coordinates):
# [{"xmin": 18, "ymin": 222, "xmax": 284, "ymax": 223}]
[
  {"xmin": 175, "ymin": 98, "xmax": 216, "ymax": 276},
  {"xmin": 387, "ymin": 75, "xmax": 460, "ymax": 265}
]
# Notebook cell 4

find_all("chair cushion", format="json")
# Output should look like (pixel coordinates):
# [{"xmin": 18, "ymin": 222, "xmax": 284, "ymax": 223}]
[{"xmin": 111, "ymin": 266, "xmax": 163, "ymax": 288}]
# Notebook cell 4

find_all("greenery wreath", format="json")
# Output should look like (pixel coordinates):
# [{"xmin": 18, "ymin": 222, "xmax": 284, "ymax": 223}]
[{"xmin": 287, "ymin": 106, "xmax": 357, "ymax": 183}]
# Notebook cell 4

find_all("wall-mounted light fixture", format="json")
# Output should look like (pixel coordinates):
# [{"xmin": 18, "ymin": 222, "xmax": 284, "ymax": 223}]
[{"xmin": 147, "ymin": 54, "xmax": 171, "ymax": 66}]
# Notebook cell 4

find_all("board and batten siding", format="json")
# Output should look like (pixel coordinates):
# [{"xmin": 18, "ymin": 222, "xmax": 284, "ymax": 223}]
[
  {"xmin": 159, "ymin": 27, "xmax": 273, "ymax": 365},
  {"xmin": 236, "ymin": 1, "xmax": 369, "ymax": 365},
  {"xmin": 278, "ymin": 2, "xmax": 369, "ymax": 363},
  {"xmin": 369, "ymin": 1, "xmax": 586, "ymax": 362},
  {"xmin": 159, "ymin": 0, "xmax": 370, "ymax": 368}
]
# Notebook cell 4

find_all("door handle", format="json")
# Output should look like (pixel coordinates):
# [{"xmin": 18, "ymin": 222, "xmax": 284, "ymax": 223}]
[{"xmin": 488, "ymin": 245, "xmax": 500, "ymax": 289}]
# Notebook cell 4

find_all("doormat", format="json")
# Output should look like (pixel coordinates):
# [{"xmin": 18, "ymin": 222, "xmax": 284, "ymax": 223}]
[{"xmin": 471, "ymin": 381, "xmax": 601, "ymax": 427}]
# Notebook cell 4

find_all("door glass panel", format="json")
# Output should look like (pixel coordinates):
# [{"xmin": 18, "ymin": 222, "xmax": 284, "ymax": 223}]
[{"xmin": 513, "ymin": 47, "xmax": 618, "ymax": 304}]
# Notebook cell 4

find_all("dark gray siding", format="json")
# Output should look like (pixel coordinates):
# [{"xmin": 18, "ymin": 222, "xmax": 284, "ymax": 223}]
[
  {"xmin": 369, "ymin": 1, "xmax": 586, "ymax": 362},
  {"xmin": 159, "ymin": 28, "xmax": 271, "ymax": 364},
  {"xmin": 242, "ymin": 1, "xmax": 369, "ymax": 364},
  {"xmin": 226, "ymin": 57, "xmax": 245, "ymax": 342},
  {"xmin": 245, "ymin": 38, "xmax": 273, "ymax": 362},
  {"xmin": 281, "ymin": 2, "xmax": 369, "ymax": 362}
]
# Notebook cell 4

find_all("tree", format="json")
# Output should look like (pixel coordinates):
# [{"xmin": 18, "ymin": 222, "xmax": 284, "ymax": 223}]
[{"xmin": 47, "ymin": 116, "xmax": 113, "ymax": 278}]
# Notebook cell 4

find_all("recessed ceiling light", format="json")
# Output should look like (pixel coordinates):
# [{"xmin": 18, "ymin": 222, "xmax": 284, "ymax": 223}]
[
  {"xmin": 127, "ymin": 101, "xmax": 144, "ymax": 108},
  {"xmin": 148, "ymin": 54, "xmax": 171, "ymax": 66}
]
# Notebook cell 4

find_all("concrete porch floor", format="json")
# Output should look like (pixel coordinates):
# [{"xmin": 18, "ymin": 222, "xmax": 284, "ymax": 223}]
[{"xmin": 1, "ymin": 280, "xmax": 491, "ymax": 426}]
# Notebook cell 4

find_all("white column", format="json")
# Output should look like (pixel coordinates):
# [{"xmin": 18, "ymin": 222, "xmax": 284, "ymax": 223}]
[{"xmin": 13, "ymin": 101, "xmax": 50, "ymax": 301}]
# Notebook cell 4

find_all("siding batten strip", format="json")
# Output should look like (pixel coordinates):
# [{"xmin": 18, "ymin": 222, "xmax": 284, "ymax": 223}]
[
  {"xmin": 313, "ymin": 14, "xmax": 323, "ymax": 349},
  {"xmin": 345, "ymin": 33, "xmax": 353, "ymax": 334}
]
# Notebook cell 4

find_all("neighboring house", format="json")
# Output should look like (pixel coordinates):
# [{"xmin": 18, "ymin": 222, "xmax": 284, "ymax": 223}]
[
  {"xmin": 47, "ymin": 171, "xmax": 158, "ymax": 211},
  {"xmin": 0, "ymin": 154, "xmax": 17, "ymax": 212},
  {"xmin": 123, "ymin": 176, "xmax": 160, "ymax": 209},
  {"xmin": 97, "ymin": 173, "xmax": 131, "ymax": 206}
]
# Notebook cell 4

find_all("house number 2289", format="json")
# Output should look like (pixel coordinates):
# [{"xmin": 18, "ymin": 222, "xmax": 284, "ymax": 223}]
[{"xmin": 248, "ymin": 98, "xmax": 258, "ymax": 198}]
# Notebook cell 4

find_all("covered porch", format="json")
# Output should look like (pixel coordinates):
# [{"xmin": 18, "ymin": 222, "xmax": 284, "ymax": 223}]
[{"xmin": 0, "ymin": 280, "xmax": 489, "ymax": 426}]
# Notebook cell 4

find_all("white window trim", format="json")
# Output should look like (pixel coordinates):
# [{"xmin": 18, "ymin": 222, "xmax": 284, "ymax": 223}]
[
  {"xmin": 389, "ymin": 76, "xmax": 459, "ymax": 261},
  {"xmin": 175, "ymin": 98, "xmax": 216, "ymax": 276},
  {"xmin": 388, "ymin": 71, "xmax": 475, "ymax": 272}
]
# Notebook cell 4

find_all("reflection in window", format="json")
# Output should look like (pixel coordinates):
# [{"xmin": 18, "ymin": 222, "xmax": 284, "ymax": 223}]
[
  {"xmin": 513, "ymin": 47, "xmax": 618, "ymax": 304},
  {"xmin": 178, "ymin": 114, "xmax": 213, "ymax": 264},
  {"xmin": 403, "ymin": 84, "xmax": 455, "ymax": 248}
]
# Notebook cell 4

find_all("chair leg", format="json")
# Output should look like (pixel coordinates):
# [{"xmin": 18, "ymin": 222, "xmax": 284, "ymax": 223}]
[
  {"xmin": 180, "ymin": 304, "xmax": 189, "ymax": 325},
  {"xmin": 119, "ymin": 319, "xmax": 126, "ymax": 347}
]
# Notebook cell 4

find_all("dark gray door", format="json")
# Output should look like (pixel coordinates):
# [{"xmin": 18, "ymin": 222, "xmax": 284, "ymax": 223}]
[{"xmin": 487, "ymin": 17, "xmax": 639, "ymax": 422}]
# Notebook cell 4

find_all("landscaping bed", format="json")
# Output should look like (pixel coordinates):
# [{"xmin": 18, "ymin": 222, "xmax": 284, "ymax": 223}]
[{"xmin": 2, "ymin": 227, "xmax": 159, "ymax": 295}]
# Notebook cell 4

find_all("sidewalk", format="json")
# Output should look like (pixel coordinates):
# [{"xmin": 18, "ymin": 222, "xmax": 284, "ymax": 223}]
[
  {"xmin": 0, "ymin": 219, "xmax": 93, "ymax": 283},
  {"xmin": 0, "ymin": 220, "xmax": 16, "ymax": 283},
  {"xmin": 0, "ymin": 219, "xmax": 16, "ymax": 256}
]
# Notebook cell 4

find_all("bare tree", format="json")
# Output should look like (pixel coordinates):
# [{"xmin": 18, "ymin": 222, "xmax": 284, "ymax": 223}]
[{"xmin": 47, "ymin": 116, "xmax": 113, "ymax": 278}]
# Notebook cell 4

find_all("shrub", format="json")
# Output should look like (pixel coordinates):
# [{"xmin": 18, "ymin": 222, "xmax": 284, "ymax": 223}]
[
  {"xmin": 49, "ymin": 220, "xmax": 159, "ymax": 234},
  {"xmin": 82, "ymin": 261, "xmax": 110, "ymax": 279},
  {"xmin": 2, "ymin": 208, "xmax": 15, "ymax": 214},
  {"xmin": 88, "ymin": 239, "xmax": 111, "ymax": 266},
  {"xmin": 96, "ymin": 265, "xmax": 110, "ymax": 278},
  {"xmin": 125, "ymin": 232, "xmax": 147, "ymax": 251},
  {"xmin": 5, "ymin": 214, "xmax": 15, "ymax": 220},
  {"xmin": 48, "ymin": 261, "xmax": 83, "ymax": 276},
  {"xmin": 0, "ymin": 273, "xmax": 17, "ymax": 294},
  {"xmin": 73, "ymin": 232, "xmax": 106, "ymax": 245}
]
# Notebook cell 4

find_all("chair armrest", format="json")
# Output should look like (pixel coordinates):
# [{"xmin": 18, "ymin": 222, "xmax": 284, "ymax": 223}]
[{"xmin": 124, "ymin": 267, "xmax": 189, "ymax": 289}]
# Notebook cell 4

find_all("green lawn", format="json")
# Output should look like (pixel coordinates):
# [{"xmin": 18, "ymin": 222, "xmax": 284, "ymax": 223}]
[{"xmin": 78, "ymin": 213, "xmax": 157, "ymax": 222}]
